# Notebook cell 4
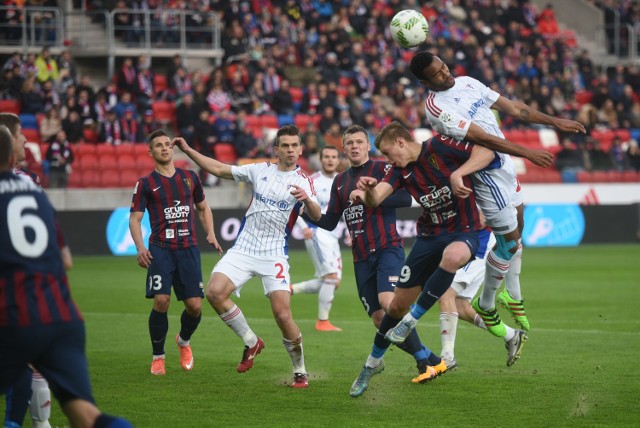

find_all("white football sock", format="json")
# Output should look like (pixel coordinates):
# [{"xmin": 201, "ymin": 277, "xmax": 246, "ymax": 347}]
[
  {"xmin": 291, "ymin": 278, "xmax": 322, "ymax": 295},
  {"xmin": 283, "ymin": 334, "xmax": 306, "ymax": 374},
  {"xmin": 473, "ymin": 313, "xmax": 487, "ymax": 330},
  {"xmin": 439, "ymin": 312, "xmax": 458, "ymax": 361},
  {"xmin": 318, "ymin": 278, "xmax": 338, "ymax": 320},
  {"xmin": 480, "ymin": 250, "xmax": 511, "ymax": 309},
  {"xmin": 366, "ymin": 355, "xmax": 383, "ymax": 368},
  {"xmin": 504, "ymin": 325, "xmax": 516, "ymax": 342},
  {"xmin": 220, "ymin": 304, "xmax": 257, "ymax": 347},
  {"xmin": 505, "ymin": 244, "xmax": 523, "ymax": 300},
  {"xmin": 30, "ymin": 372, "xmax": 51, "ymax": 426}
]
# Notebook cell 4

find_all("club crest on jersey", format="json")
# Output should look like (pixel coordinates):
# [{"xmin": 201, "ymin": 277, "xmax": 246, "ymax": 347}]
[
  {"xmin": 261, "ymin": 176, "xmax": 268, "ymax": 181},
  {"xmin": 428, "ymin": 154, "xmax": 440, "ymax": 170},
  {"xmin": 384, "ymin": 164, "xmax": 392, "ymax": 174},
  {"xmin": 183, "ymin": 178, "xmax": 192, "ymax": 190},
  {"xmin": 457, "ymin": 120, "xmax": 467, "ymax": 129},
  {"xmin": 454, "ymin": 97, "xmax": 460, "ymax": 103}
]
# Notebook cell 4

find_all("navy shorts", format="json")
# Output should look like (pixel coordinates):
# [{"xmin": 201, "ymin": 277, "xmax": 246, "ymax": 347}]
[
  {"xmin": 0, "ymin": 321, "xmax": 94, "ymax": 405},
  {"xmin": 397, "ymin": 232, "xmax": 480, "ymax": 289},
  {"xmin": 353, "ymin": 246, "xmax": 405, "ymax": 316},
  {"xmin": 146, "ymin": 244, "xmax": 204, "ymax": 300}
]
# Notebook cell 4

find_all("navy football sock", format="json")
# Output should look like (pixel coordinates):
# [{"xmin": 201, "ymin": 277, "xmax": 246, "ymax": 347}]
[
  {"xmin": 149, "ymin": 309, "xmax": 168, "ymax": 356},
  {"xmin": 4, "ymin": 368, "xmax": 32, "ymax": 426},
  {"xmin": 416, "ymin": 267, "xmax": 456, "ymax": 313},
  {"xmin": 179, "ymin": 310, "xmax": 201, "ymax": 342}
]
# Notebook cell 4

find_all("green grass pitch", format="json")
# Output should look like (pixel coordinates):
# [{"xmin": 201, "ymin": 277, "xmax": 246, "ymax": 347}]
[{"xmin": 3, "ymin": 245, "xmax": 639, "ymax": 427}]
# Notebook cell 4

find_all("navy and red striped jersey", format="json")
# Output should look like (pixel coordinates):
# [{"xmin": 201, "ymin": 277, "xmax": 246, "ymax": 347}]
[
  {"xmin": 0, "ymin": 172, "xmax": 82, "ymax": 327},
  {"xmin": 327, "ymin": 160, "xmax": 403, "ymax": 262},
  {"xmin": 130, "ymin": 168, "xmax": 205, "ymax": 250},
  {"xmin": 383, "ymin": 135, "xmax": 482, "ymax": 236}
]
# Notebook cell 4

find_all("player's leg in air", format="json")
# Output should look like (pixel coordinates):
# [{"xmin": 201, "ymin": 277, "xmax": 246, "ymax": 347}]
[
  {"xmin": 350, "ymin": 248, "xmax": 445, "ymax": 398},
  {"xmin": 497, "ymin": 202, "xmax": 530, "ymax": 331}
]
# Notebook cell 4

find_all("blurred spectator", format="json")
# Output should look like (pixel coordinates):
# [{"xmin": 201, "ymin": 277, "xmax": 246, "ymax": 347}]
[
  {"xmin": 62, "ymin": 110, "xmax": 84, "ymax": 143},
  {"xmin": 100, "ymin": 109, "xmax": 123, "ymax": 145},
  {"xmin": 627, "ymin": 140, "xmax": 640, "ymax": 171},
  {"xmin": 211, "ymin": 109, "xmax": 236, "ymax": 144},
  {"xmin": 41, "ymin": 79, "xmax": 60, "ymax": 111},
  {"xmin": 207, "ymin": 81, "xmax": 231, "ymax": 112},
  {"xmin": 40, "ymin": 106, "xmax": 63, "ymax": 143},
  {"xmin": 271, "ymin": 78, "xmax": 294, "ymax": 115},
  {"xmin": 57, "ymin": 50, "xmax": 78, "ymax": 92},
  {"xmin": 537, "ymin": 3, "xmax": 559, "ymax": 36},
  {"xmin": 586, "ymin": 139, "xmax": 613, "ymax": 171},
  {"xmin": 34, "ymin": 47, "xmax": 58, "ymax": 84},
  {"xmin": 192, "ymin": 109, "xmax": 215, "ymax": 153},
  {"xmin": 20, "ymin": 77, "xmax": 45, "ymax": 114},
  {"xmin": 46, "ymin": 130, "xmax": 74, "ymax": 188},
  {"xmin": 5, "ymin": 64, "xmax": 25, "ymax": 99},
  {"xmin": 555, "ymin": 138, "xmax": 586, "ymax": 172},
  {"xmin": 120, "ymin": 109, "xmax": 141, "ymax": 143},
  {"xmin": 323, "ymin": 123, "xmax": 343, "ymax": 150},
  {"xmin": 93, "ymin": 92, "xmax": 111, "ymax": 126},
  {"xmin": 116, "ymin": 58, "xmax": 137, "ymax": 95},
  {"xmin": 609, "ymin": 136, "xmax": 630, "ymax": 171},
  {"xmin": 114, "ymin": 91, "xmax": 137, "ymax": 119},
  {"xmin": 176, "ymin": 92, "xmax": 199, "ymax": 141},
  {"xmin": 0, "ymin": 2, "xmax": 22, "ymax": 41},
  {"xmin": 135, "ymin": 64, "xmax": 155, "ymax": 113},
  {"xmin": 171, "ymin": 66, "xmax": 193, "ymax": 99},
  {"xmin": 141, "ymin": 109, "xmax": 160, "ymax": 141},
  {"xmin": 77, "ymin": 89, "xmax": 95, "ymax": 123}
]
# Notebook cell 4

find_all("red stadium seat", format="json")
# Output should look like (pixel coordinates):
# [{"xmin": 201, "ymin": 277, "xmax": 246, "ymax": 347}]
[
  {"xmin": 290, "ymin": 87, "xmax": 304, "ymax": 104},
  {"xmin": 152, "ymin": 101, "xmax": 176, "ymax": 125},
  {"xmin": 508, "ymin": 129, "xmax": 527, "ymax": 144},
  {"xmin": 575, "ymin": 91, "xmax": 593, "ymax": 106},
  {"xmin": 68, "ymin": 171, "xmax": 84, "ymax": 188},
  {"xmin": 75, "ymin": 144, "xmax": 97, "ymax": 158},
  {"xmin": 622, "ymin": 170, "xmax": 639, "ymax": 182},
  {"xmin": 81, "ymin": 170, "xmax": 101, "ymax": 187},
  {"xmin": 76, "ymin": 154, "xmax": 99, "ymax": 171},
  {"xmin": 115, "ymin": 144, "xmax": 136, "ymax": 155},
  {"xmin": 339, "ymin": 76, "xmax": 352, "ymax": 87},
  {"xmin": 0, "ymin": 99, "xmax": 21, "ymax": 114},
  {"xmin": 99, "ymin": 169, "xmax": 121, "ymax": 187},
  {"xmin": 119, "ymin": 169, "xmax": 140, "ymax": 188},
  {"xmin": 245, "ymin": 114, "xmax": 261, "ymax": 128},
  {"xmin": 523, "ymin": 129, "xmax": 540, "ymax": 145},
  {"xmin": 23, "ymin": 128, "xmax": 42, "ymax": 143},
  {"xmin": 614, "ymin": 129, "xmax": 630, "ymax": 142},
  {"xmin": 213, "ymin": 143, "xmax": 237, "ymax": 164},
  {"xmin": 96, "ymin": 143, "xmax": 116, "ymax": 157},
  {"xmin": 136, "ymin": 153, "xmax": 155, "ymax": 170},
  {"xmin": 576, "ymin": 171, "xmax": 593, "ymax": 183},
  {"xmin": 261, "ymin": 115, "xmax": 278, "ymax": 128},
  {"xmin": 154, "ymin": 74, "xmax": 168, "ymax": 94},
  {"xmin": 83, "ymin": 128, "xmax": 99, "ymax": 143},
  {"xmin": 118, "ymin": 154, "xmax": 137, "ymax": 169},
  {"xmin": 100, "ymin": 153, "xmax": 118, "ymax": 167},
  {"xmin": 294, "ymin": 114, "xmax": 313, "ymax": 129}
]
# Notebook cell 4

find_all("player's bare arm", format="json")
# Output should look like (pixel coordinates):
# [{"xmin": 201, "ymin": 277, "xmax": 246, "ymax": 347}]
[
  {"xmin": 465, "ymin": 122, "xmax": 554, "ymax": 168},
  {"xmin": 450, "ymin": 145, "xmax": 495, "ymax": 198},
  {"xmin": 195, "ymin": 199, "xmax": 223, "ymax": 255},
  {"xmin": 172, "ymin": 137, "xmax": 234, "ymax": 179},
  {"xmin": 290, "ymin": 184, "xmax": 322, "ymax": 221},
  {"xmin": 493, "ymin": 96, "xmax": 586, "ymax": 134},
  {"xmin": 356, "ymin": 176, "xmax": 394, "ymax": 207},
  {"xmin": 129, "ymin": 210, "xmax": 152, "ymax": 268}
]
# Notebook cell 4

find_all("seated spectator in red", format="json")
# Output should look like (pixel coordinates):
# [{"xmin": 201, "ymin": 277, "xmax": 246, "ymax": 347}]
[
  {"xmin": 537, "ymin": 4, "xmax": 559, "ymax": 36},
  {"xmin": 46, "ymin": 130, "xmax": 74, "ymax": 188}
]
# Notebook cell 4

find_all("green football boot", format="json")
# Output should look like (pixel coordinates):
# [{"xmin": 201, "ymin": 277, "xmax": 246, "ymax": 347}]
[
  {"xmin": 497, "ymin": 289, "xmax": 530, "ymax": 331},
  {"xmin": 472, "ymin": 297, "xmax": 507, "ymax": 337}
]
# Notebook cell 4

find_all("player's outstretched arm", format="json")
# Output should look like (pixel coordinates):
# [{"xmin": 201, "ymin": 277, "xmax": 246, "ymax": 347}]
[
  {"xmin": 196, "ymin": 200, "xmax": 223, "ymax": 255},
  {"xmin": 172, "ymin": 137, "xmax": 234, "ymax": 179},
  {"xmin": 465, "ymin": 123, "xmax": 554, "ymax": 167},
  {"xmin": 356, "ymin": 176, "xmax": 394, "ymax": 208},
  {"xmin": 450, "ymin": 145, "xmax": 495, "ymax": 198},
  {"xmin": 129, "ymin": 211, "xmax": 152, "ymax": 268},
  {"xmin": 493, "ymin": 96, "xmax": 587, "ymax": 134}
]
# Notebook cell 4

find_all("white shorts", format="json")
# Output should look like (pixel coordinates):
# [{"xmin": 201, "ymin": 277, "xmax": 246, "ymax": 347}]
[
  {"xmin": 451, "ymin": 257, "xmax": 485, "ymax": 300},
  {"xmin": 212, "ymin": 249, "xmax": 291, "ymax": 297},
  {"xmin": 304, "ymin": 228, "xmax": 342, "ymax": 279},
  {"xmin": 451, "ymin": 231, "xmax": 495, "ymax": 300},
  {"xmin": 473, "ymin": 158, "xmax": 519, "ymax": 235}
]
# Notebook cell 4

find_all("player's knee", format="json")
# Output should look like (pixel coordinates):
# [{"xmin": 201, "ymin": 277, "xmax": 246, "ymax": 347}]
[
  {"xmin": 386, "ymin": 300, "xmax": 407, "ymax": 318},
  {"xmin": 153, "ymin": 295, "xmax": 170, "ymax": 312},
  {"xmin": 494, "ymin": 234, "xmax": 518, "ymax": 260},
  {"xmin": 185, "ymin": 299, "xmax": 202, "ymax": 315},
  {"xmin": 272, "ymin": 309, "xmax": 293, "ymax": 328}
]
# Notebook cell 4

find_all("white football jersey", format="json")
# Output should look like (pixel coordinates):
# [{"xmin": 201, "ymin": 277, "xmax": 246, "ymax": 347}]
[
  {"xmin": 423, "ymin": 76, "xmax": 519, "ymax": 221},
  {"xmin": 231, "ymin": 162, "xmax": 317, "ymax": 256},
  {"xmin": 309, "ymin": 170, "xmax": 343, "ymax": 240}
]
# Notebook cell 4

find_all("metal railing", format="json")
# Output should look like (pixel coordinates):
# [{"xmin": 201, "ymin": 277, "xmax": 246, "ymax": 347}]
[
  {"xmin": 0, "ymin": 6, "xmax": 64, "ymax": 50},
  {"xmin": 595, "ymin": 23, "xmax": 637, "ymax": 60}
]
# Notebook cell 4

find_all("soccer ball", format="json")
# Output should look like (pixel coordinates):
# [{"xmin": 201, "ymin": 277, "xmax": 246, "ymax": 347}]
[{"xmin": 390, "ymin": 9, "xmax": 429, "ymax": 48}]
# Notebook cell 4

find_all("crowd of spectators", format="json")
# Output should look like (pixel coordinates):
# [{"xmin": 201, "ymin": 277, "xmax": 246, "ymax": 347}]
[{"xmin": 1, "ymin": 0, "xmax": 640, "ymax": 188}]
